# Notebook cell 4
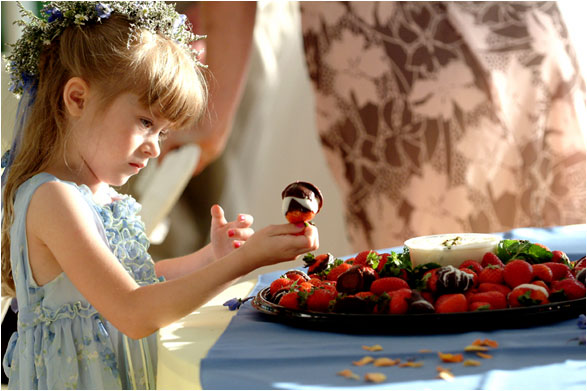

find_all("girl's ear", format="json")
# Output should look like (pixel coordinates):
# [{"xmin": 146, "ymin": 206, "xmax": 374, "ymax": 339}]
[{"xmin": 63, "ymin": 77, "xmax": 90, "ymax": 117}]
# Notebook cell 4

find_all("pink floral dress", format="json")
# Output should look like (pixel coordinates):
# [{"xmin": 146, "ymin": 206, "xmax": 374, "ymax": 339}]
[{"xmin": 300, "ymin": 1, "xmax": 586, "ymax": 251}]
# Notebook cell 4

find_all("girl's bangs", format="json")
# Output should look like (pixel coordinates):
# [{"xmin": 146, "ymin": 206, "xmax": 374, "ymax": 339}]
[{"xmin": 129, "ymin": 36, "xmax": 207, "ymax": 130}]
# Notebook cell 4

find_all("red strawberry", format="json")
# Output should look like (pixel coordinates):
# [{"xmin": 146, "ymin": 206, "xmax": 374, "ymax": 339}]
[
  {"xmin": 531, "ymin": 280, "xmax": 549, "ymax": 291},
  {"xmin": 460, "ymin": 259, "xmax": 483, "ymax": 274},
  {"xmin": 304, "ymin": 253, "xmax": 332, "ymax": 274},
  {"xmin": 270, "ymin": 278, "xmax": 292, "ymax": 296},
  {"xmin": 388, "ymin": 288, "xmax": 412, "ymax": 314},
  {"xmin": 550, "ymin": 279, "xmax": 586, "ymax": 301},
  {"xmin": 309, "ymin": 277, "xmax": 323, "ymax": 287},
  {"xmin": 478, "ymin": 282, "xmax": 511, "ymax": 296},
  {"xmin": 573, "ymin": 257, "xmax": 586, "ymax": 273},
  {"xmin": 370, "ymin": 277, "xmax": 409, "ymax": 295},
  {"xmin": 278, "ymin": 291, "xmax": 301, "ymax": 309},
  {"xmin": 354, "ymin": 250, "xmax": 376, "ymax": 265},
  {"xmin": 297, "ymin": 281, "xmax": 314, "ymax": 293},
  {"xmin": 355, "ymin": 291, "xmax": 376, "ymax": 300},
  {"xmin": 376, "ymin": 253, "xmax": 390, "ymax": 273},
  {"xmin": 503, "ymin": 259, "xmax": 533, "ymax": 288},
  {"xmin": 468, "ymin": 291, "xmax": 507, "ymax": 310},
  {"xmin": 424, "ymin": 269, "xmax": 440, "ymax": 292},
  {"xmin": 306, "ymin": 287, "xmax": 337, "ymax": 312},
  {"xmin": 459, "ymin": 267, "xmax": 479, "ymax": 288},
  {"xmin": 435, "ymin": 293, "xmax": 468, "ymax": 313},
  {"xmin": 551, "ymin": 250, "xmax": 570, "ymax": 264},
  {"xmin": 478, "ymin": 266, "xmax": 504, "ymax": 284},
  {"xmin": 469, "ymin": 302, "xmax": 491, "ymax": 311},
  {"xmin": 543, "ymin": 262, "xmax": 572, "ymax": 281},
  {"xmin": 482, "ymin": 252, "xmax": 504, "ymax": 268},
  {"xmin": 420, "ymin": 291, "xmax": 435, "ymax": 304},
  {"xmin": 326, "ymin": 263, "xmax": 352, "ymax": 281},
  {"xmin": 508, "ymin": 284, "xmax": 549, "ymax": 307},
  {"xmin": 285, "ymin": 210, "xmax": 316, "ymax": 224},
  {"xmin": 285, "ymin": 270, "xmax": 309, "ymax": 283},
  {"xmin": 532, "ymin": 264, "xmax": 553, "ymax": 283}
]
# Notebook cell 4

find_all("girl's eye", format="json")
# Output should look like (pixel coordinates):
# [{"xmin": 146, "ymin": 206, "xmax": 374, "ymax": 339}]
[
  {"xmin": 140, "ymin": 118, "xmax": 153, "ymax": 128},
  {"xmin": 158, "ymin": 130, "xmax": 169, "ymax": 141}
]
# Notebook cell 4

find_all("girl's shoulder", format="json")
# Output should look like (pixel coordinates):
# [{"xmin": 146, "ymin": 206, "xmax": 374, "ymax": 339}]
[
  {"xmin": 23, "ymin": 173, "xmax": 97, "ymax": 229},
  {"xmin": 18, "ymin": 172, "xmax": 93, "ymax": 204}
]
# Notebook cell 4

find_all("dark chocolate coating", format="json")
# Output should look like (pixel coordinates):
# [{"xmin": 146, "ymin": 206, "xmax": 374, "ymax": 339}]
[
  {"xmin": 336, "ymin": 265, "xmax": 364, "ymax": 294},
  {"xmin": 408, "ymin": 291, "xmax": 435, "ymax": 314},
  {"xmin": 436, "ymin": 265, "xmax": 474, "ymax": 293},
  {"xmin": 281, "ymin": 181, "xmax": 323, "ymax": 212},
  {"xmin": 332, "ymin": 295, "xmax": 375, "ymax": 314}
]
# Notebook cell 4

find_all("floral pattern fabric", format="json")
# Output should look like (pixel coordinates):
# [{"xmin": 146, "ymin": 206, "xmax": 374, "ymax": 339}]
[
  {"xmin": 300, "ymin": 1, "xmax": 586, "ymax": 251},
  {"xmin": 3, "ymin": 173, "xmax": 159, "ymax": 389}
]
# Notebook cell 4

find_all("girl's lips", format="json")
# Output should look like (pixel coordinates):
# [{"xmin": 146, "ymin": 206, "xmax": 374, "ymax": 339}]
[{"xmin": 130, "ymin": 162, "xmax": 145, "ymax": 169}]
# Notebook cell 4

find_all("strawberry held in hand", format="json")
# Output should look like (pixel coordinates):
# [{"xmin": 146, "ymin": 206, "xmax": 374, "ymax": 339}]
[{"xmin": 282, "ymin": 181, "xmax": 323, "ymax": 224}]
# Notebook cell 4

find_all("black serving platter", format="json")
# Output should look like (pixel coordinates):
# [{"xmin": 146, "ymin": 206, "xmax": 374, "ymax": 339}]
[{"xmin": 251, "ymin": 287, "xmax": 586, "ymax": 334}]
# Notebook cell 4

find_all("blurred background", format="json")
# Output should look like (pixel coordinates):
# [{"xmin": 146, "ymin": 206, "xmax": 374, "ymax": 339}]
[{"xmin": 1, "ymin": 1, "xmax": 351, "ymax": 278}]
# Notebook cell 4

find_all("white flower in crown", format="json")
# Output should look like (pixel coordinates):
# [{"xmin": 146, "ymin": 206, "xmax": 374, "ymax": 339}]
[{"xmin": 74, "ymin": 14, "xmax": 88, "ymax": 25}]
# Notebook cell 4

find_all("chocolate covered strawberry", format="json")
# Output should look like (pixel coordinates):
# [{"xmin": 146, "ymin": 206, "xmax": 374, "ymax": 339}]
[{"xmin": 281, "ymin": 181, "xmax": 323, "ymax": 223}]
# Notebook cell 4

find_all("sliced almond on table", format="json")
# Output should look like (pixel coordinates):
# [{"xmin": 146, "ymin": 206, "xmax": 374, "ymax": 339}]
[
  {"xmin": 373, "ymin": 357, "xmax": 400, "ymax": 367},
  {"xmin": 337, "ymin": 369, "xmax": 360, "ymax": 380},
  {"xmin": 436, "ymin": 366, "xmax": 455, "ymax": 381},
  {"xmin": 399, "ymin": 361, "xmax": 423, "ymax": 368},
  {"xmin": 362, "ymin": 344, "xmax": 383, "ymax": 352},
  {"xmin": 438, "ymin": 352, "xmax": 464, "ymax": 363},
  {"xmin": 353, "ymin": 356, "xmax": 374, "ymax": 366},
  {"xmin": 465, "ymin": 345, "xmax": 489, "ymax": 352},
  {"xmin": 364, "ymin": 372, "xmax": 387, "ymax": 383}
]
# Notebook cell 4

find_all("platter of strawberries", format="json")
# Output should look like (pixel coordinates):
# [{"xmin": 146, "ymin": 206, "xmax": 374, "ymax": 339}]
[{"xmin": 252, "ymin": 238, "xmax": 586, "ymax": 333}]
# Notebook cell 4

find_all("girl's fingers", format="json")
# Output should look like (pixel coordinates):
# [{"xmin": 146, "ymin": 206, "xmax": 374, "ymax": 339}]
[
  {"xmin": 227, "ymin": 227, "xmax": 255, "ymax": 240},
  {"xmin": 233, "ymin": 240, "xmax": 244, "ymax": 249},
  {"xmin": 210, "ymin": 204, "xmax": 228, "ymax": 228},
  {"xmin": 235, "ymin": 213, "xmax": 254, "ymax": 227},
  {"xmin": 267, "ymin": 222, "xmax": 309, "ymax": 236}
]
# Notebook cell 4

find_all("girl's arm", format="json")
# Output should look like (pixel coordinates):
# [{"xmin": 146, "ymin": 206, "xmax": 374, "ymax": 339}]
[{"xmin": 28, "ymin": 182, "xmax": 317, "ymax": 339}]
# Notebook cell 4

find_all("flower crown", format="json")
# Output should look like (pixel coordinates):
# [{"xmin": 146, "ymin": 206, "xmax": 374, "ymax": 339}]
[{"xmin": 5, "ymin": 1, "xmax": 206, "ymax": 97}]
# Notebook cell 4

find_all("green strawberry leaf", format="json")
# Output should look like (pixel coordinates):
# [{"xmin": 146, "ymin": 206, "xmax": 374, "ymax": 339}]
[
  {"xmin": 302, "ymin": 253, "xmax": 315, "ymax": 267},
  {"xmin": 366, "ymin": 252, "xmax": 381, "ymax": 270},
  {"xmin": 516, "ymin": 290, "xmax": 541, "ymax": 306},
  {"xmin": 497, "ymin": 240, "xmax": 552, "ymax": 264},
  {"xmin": 473, "ymin": 304, "xmax": 491, "ymax": 311}
]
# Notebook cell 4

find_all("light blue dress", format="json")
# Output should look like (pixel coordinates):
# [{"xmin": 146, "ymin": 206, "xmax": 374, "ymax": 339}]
[{"xmin": 3, "ymin": 173, "xmax": 162, "ymax": 389}]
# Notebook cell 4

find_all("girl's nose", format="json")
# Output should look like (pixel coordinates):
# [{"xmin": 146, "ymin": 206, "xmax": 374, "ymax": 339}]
[{"xmin": 142, "ymin": 136, "xmax": 161, "ymax": 158}]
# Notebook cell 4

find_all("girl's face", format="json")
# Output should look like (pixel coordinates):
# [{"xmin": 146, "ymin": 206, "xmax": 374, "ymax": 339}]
[{"xmin": 73, "ymin": 92, "xmax": 171, "ymax": 190}]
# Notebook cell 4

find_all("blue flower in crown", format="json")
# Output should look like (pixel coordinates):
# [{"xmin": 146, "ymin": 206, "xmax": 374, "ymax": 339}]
[
  {"xmin": 172, "ymin": 14, "xmax": 187, "ymax": 34},
  {"xmin": 95, "ymin": 3, "xmax": 112, "ymax": 20},
  {"xmin": 44, "ymin": 6, "xmax": 63, "ymax": 23}
]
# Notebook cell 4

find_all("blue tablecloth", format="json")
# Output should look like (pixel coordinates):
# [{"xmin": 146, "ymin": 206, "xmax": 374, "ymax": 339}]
[{"xmin": 200, "ymin": 226, "xmax": 587, "ymax": 390}]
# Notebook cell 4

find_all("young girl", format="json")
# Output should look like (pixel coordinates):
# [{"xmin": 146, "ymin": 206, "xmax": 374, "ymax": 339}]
[{"xmin": 1, "ymin": 2, "xmax": 318, "ymax": 389}]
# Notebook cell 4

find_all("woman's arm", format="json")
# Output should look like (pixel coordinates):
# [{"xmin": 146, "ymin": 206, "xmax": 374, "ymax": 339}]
[
  {"xmin": 159, "ymin": 2, "xmax": 257, "ymax": 174},
  {"xmin": 28, "ymin": 182, "xmax": 317, "ymax": 339}
]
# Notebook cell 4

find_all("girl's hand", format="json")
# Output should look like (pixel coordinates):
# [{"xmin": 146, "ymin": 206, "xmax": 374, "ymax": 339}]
[
  {"xmin": 239, "ymin": 223, "xmax": 320, "ymax": 269},
  {"xmin": 210, "ymin": 204, "xmax": 254, "ymax": 260}
]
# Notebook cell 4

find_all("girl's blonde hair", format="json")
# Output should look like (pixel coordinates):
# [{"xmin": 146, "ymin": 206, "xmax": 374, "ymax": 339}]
[{"xmin": 1, "ymin": 15, "xmax": 208, "ymax": 296}]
